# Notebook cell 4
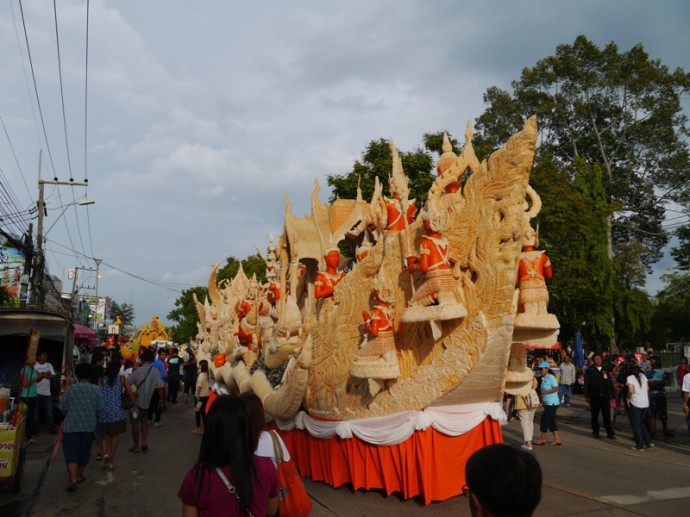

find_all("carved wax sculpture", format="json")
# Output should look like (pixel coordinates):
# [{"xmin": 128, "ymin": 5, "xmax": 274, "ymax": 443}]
[
  {"xmin": 437, "ymin": 132, "xmax": 461, "ymax": 194},
  {"xmin": 351, "ymin": 276, "xmax": 401, "ymax": 389},
  {"xmin": 196, "ymin": 117, "xmax": 548, "ymax": 421},
  {"xmin": 314, "ymin": 249, "xmax": 346, "ymax": 300}
]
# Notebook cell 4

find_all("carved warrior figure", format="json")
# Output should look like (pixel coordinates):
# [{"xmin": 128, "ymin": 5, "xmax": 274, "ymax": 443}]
[
  {"xmin": 351, "ymin": 275, "xmax": 400, "ymax": 390},
  {"xmin": 314, "ymin": 249, "xmax": 346, "ymax": 300},
  {"xmin": 385, "ymin": 144, "xmax": 416, "ymax": 233},
  {"xmin": 512, "ymin": 185, "xmax": 559, "ymax": 340}
]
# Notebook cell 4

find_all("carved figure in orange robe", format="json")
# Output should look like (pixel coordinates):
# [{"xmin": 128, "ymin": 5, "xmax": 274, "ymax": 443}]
[
  {"xmin": 406, "ymin": 218, "xmax": 456, "ymax": 306},
  {"xmin": 517, "ymin": 229, "xmax": 553, "ymax": 315},
  {"xmin": 314, "ymin": 249, "xmax": 346, "ymax": 300},
  {"xmin": 356, "ymin": 291, "xmax": 398, "ymax": 359},
  {"xmin": 385, "ymin": 192, "xmax": 416, "ymax": 232},
  {"xmin": 351, "ymin": 279, "xmax": 401, "ymax": 383}
]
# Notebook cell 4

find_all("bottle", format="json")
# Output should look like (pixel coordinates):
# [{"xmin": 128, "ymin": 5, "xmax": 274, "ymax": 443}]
[{"xmin": 131, "ymin": 408, "xmax": 139, "ymax": 419}]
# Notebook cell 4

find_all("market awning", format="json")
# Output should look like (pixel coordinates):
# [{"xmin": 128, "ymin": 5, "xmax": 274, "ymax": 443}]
[
  {"xmin": 0, "ymin": 308, "xmax": 70, "ymax": 341},
  {"xmin": 73, "ymin": 323, "xmax": 97, "ymax": 340}
]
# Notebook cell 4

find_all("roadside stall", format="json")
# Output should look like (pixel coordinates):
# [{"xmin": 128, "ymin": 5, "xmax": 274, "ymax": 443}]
[{"xmin": 0, "ymin": 393, "xmax": 26, "ymax": 493}]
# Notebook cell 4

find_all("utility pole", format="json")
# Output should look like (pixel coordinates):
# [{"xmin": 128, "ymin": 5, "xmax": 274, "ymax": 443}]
[
  {"xmin": 33, "ymin": 178, "xmax": 89, "ymax": 305},
  {"xmin": 94, "ymin": 258, "xmax": 102, "ymax": 330}
]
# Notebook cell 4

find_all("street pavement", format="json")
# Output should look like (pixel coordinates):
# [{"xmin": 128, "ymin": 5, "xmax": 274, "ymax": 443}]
[{"xmin": 1, "ymin": 390, "xmax": 689, "ymax": 516}]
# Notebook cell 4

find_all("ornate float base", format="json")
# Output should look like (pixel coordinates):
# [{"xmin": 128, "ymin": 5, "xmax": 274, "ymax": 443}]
[{"xmin": 275, "ymin": 415, "xmax": 503, "ymax": 504}]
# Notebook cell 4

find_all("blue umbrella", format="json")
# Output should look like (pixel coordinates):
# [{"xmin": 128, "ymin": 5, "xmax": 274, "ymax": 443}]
[{"xmin": 574, "ymin": 331, "xmax": 585, "ymax": 367}]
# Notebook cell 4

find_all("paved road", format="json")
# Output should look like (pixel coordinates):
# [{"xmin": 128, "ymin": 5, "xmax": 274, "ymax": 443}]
[{"xmin": 2, "ymin": 391, "xmax": 689, "ymax": 516}]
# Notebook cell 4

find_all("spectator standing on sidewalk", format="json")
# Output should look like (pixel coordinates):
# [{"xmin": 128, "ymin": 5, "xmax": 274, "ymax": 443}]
[
  {"xmin": 583, "ymin": 353, "xmax": 616, "ymax": 440},
  {"xmin": 19, "ymin": 355, "xmax": 39, "ymax": 445},
  {"xmin": 534, "ymin": 361, "xmax": 561, "ymax": 446},
  {"xmin": 34, "ymin": 351, "xmax": 57, "ymax": 434},
  {"xmin": 558, "ymin": 355, "xmax": 576, "ymax": 407},
  {"xmin": 192, "ymin": 360, "xmax": 210, "ymax": 435},
  {"xmin": 626, "ymin": 362, "xmax": 653, "ymax": 452},
  {"xmin": 59, "ymin": 363, "xmax": 103, "ymax": 492}
]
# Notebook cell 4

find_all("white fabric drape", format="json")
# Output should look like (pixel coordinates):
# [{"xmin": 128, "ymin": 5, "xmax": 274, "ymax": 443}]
[{"xmin": 275, "ymin": 402, "xmax": 506, "ymax": 446}]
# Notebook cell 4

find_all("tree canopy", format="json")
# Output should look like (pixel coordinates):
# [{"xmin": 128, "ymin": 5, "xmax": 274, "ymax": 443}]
[
  {"xmin": 326, "ymin": 135, "xmax": 462, "ymax": 206},
  {"xmin": 474, "ymin": 35, "xmax": 690, "ymax": 351}
]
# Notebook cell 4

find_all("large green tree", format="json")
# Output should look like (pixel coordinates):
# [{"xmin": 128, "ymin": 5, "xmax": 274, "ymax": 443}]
[
  {"xmin": 474, "ymin": 35, "xmax": 690, "ymax": 351},
  {"xmin": 168, "ymin": 286, "xmax": 208, "ymax": 345},
  {"xmin": 326, "ymin": 137, "xmax": 453, "ymax": 205},
  {"xmin": 110, "ymin": 300, "xmax": 135, "ymax": 327},
  {"xmin": 671, "ymin": 226, "xmax": 690, "ymax": 270},
  {"xmin": 650, "ymin": 271, "xmax": 690, "ymax": 346}
]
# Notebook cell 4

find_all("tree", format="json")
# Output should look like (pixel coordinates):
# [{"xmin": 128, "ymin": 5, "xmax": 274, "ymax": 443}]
[
  {"xmin": 168, "ymin": 286, "xmax": 208, "ymax": 346},
  {"xmin": 650, "ymin": 271, "xmax": 690, "ymax": 346},
  {"xmin": 217, "ymin": 255, "xmax": 267, "ymax": 286},
  {"xmin": 474, "ymin": 35, "xmax": 690, "ymax": 351},
  {"xmin": 532, "ymin": 157, "xmax": 616, "ymax": 351},
  {"xmin": 671, "ymin": 225, "xmax": 690, "ymax": 270},
  {"xmin": 110, "ymin": 300, "xmax": 135, "ymax": 327},
  {"xmin": 326, "ymin": 138, "xmax": 443, "ymax": 206}
]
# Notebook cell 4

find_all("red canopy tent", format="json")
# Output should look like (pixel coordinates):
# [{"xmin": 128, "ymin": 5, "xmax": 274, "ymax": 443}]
[{"xmin": 73, "ymin": 324, "xmax": 100, "ymax": 346}]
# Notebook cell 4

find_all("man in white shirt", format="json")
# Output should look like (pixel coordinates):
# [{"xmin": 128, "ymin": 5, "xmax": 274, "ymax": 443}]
[
  {"xmin": 558, "ymin": 355, "xmax": 576, "ymax": 407},
  {"xmin": 34, "ymin": 351, "xmax": 57, "ymax": 434}
]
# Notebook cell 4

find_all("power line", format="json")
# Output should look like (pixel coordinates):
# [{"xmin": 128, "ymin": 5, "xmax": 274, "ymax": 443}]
[
  {"xmin": 0, "ymin": 114, "xmax": 33, "ymax": 202},
  {"xmin": 18, "ymin": 0, "xmax": 60, "ymax": 182},
  {"xmin": 51, "ymin": 0, "xmax": 75, "ymax": 182}
]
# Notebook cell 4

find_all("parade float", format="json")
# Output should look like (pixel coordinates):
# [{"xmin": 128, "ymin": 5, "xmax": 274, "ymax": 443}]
[{"xmin": 193, "ymin": 116, "xmax": 559, "ymax": 503}]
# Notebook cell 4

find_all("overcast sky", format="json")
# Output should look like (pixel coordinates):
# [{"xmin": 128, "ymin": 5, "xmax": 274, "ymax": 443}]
[{"xmin": 1, "ymin": 0, "xmax": 689, "ymax": 328}]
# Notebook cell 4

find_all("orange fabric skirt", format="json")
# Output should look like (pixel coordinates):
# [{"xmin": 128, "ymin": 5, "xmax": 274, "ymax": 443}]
[{"xmin": 276, "ymin": 416, "xmax": 502, "ymax": 504}]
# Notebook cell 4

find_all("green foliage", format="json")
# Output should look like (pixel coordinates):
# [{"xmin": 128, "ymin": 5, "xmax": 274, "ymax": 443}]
[
  {"xmin": 326, "ymin": 138, "xmax": 437, "ymax": 207},
  {"xmin": 475, "ymin": 35, "xmax": 689, "ymax": 351},
  {"xmin": 534, "ymin": 157, "xmax": 616, "ymax": 350},
  {"xmin": 671, "ymin": 225, "xmax": 690, "ymax": 270},
  {"xmin": 168, "ymin": 286, "xmax": 208, "ymax": 345},
  {"xmin": 217, "ymin": 255, "xmax": 267, "ymax": 285},
  {"xmin": 474, "ymin": 35, "xmax": 690, "ymax": 268},
  {"xmin": 650, "ymin": 271, "xmax": 690, "ymax": 345},
  {"xmin": 110, "ymin": 301, "xmax": 135, "ymax": 327}
]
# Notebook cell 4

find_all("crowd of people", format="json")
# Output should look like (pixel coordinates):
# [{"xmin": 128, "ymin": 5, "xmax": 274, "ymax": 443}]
[
  {"xmin": 16, "ymin": 342, "xmax": 208, "ymax": 493},
  {"xmin": 508, "ymin": 347, "xmax": 688, "ymax": 453}
]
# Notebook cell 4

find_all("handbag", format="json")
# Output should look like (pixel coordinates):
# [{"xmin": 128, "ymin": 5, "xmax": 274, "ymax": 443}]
[
  {"xmin": 269, "ymin": 430, "xmax": 312, "ymax": 517},
  {"xmin": 522, "ymin": 389, "xmax": 541, "ymax": 409}
]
